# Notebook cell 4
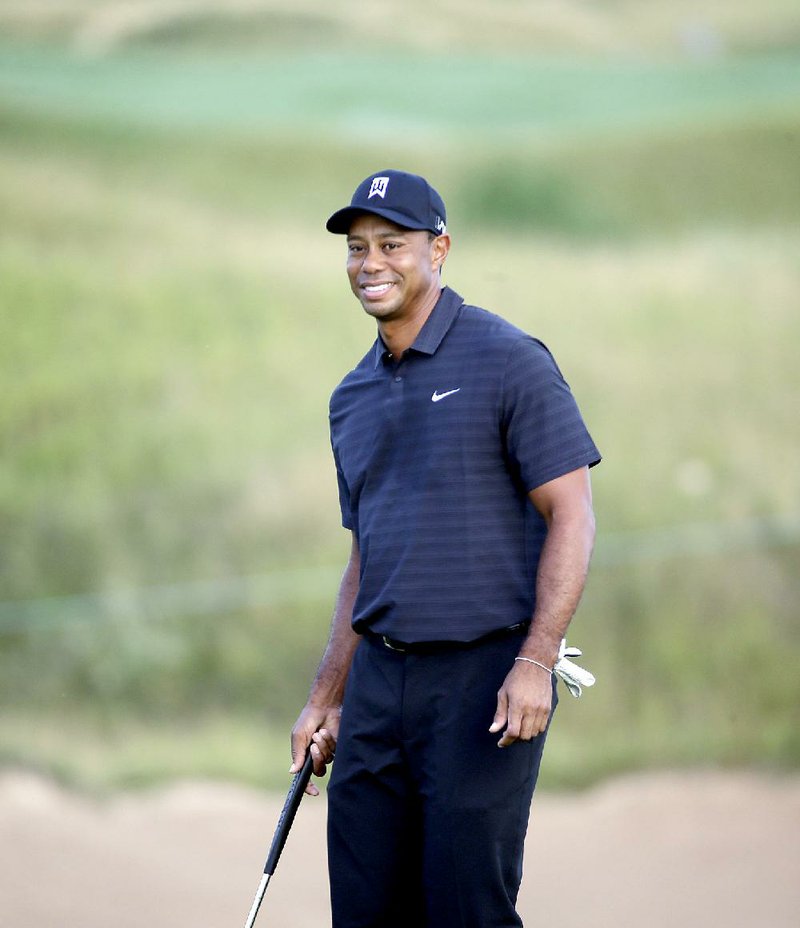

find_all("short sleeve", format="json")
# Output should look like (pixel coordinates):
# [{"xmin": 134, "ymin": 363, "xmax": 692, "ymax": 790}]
[
  {"xmin": 502, "ymin": 337, "xmax": 601, "ymax": 492},
  {"xmin": 331, "ymin": 442, "xmax": 354, "ymax": 530}
]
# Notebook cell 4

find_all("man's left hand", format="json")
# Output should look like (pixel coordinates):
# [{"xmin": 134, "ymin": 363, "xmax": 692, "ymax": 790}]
[{"xmin": 489, "ymin": 661, "xmax": 552, "ymax": 747}]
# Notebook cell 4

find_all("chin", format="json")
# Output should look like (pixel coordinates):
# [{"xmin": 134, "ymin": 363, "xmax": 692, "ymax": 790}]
[{"xmin": 360, "ymin": 299, "xmax": 398, "ymax": 320}]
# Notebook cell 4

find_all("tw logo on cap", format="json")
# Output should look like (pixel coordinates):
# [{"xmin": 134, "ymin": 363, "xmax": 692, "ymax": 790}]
[{"xmin": 368, "ymin": 177, "xmax": 390, "ymax": 199}]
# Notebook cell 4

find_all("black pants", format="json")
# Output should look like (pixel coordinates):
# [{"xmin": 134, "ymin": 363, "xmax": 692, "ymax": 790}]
[{"xmin": 327, "ymin": 631, "xmax": 557, "ymax": 928}]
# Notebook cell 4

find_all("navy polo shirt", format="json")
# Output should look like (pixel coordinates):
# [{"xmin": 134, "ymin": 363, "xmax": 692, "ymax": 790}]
[{"xmin": 329, "ymin": 286, "xmax": 600, "ymax": 643}]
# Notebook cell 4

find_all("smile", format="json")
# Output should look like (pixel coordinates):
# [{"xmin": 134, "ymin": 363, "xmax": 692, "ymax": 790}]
[{"xmin": 362, "ymin": 283, "xmax": 394, "ymax": 295}]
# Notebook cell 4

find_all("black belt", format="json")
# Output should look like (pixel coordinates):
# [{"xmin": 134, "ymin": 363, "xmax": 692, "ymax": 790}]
[{"xmin": 364, "ymin": 622, "xmax": 530, "ymax": 655}]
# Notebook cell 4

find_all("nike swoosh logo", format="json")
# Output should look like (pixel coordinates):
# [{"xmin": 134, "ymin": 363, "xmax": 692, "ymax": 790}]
[{"xmin": 431, "ymin": 388, "xmax": 461, "ymax": 403}]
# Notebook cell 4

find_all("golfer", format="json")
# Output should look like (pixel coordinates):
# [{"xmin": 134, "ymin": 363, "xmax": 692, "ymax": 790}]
[{"xmin": 290, "ymin": 169, "xmax": 600, "ymax": 927}]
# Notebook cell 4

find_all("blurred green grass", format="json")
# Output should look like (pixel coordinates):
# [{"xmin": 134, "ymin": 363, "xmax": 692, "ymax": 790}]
[
  {"xmin": 3, "ymin": 42, "xmax": 800, "ymax": 138},
  {"xmin": 2, "ymin": 0, "xmax": 800, "ymax": 56},
  {"xmin": 1, "ymin": 8, "xmax": 799, "ymax": 790}
]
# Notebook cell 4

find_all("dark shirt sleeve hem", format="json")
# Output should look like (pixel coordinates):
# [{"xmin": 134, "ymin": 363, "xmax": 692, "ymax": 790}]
[{"xmin": 524, "ymin": 450, "xmax": 602, "ymax": 495}]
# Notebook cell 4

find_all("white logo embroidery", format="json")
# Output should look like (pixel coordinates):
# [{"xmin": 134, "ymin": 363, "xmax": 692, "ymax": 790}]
[
  {"xmin": 431, "ymin": 388, "xmax": 461, "ymax": 403},
  {"xmin": 434, "ymin": 215, "xmax": 447, "ymax": 234},
  {"xmin": 368, "ymin": 177, "xmax": 390, "ymax": 199}
]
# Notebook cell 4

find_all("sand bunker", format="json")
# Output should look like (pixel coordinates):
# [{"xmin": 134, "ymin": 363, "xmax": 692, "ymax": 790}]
[{"xmin": 1, "ymin": 770, "xmax": 798, "ymax": 927}]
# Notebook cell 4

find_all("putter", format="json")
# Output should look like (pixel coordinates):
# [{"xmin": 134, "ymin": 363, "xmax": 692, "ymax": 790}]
[{"xmin": 243, "ymin": 751, "xmax": 315, "ymax": 928}]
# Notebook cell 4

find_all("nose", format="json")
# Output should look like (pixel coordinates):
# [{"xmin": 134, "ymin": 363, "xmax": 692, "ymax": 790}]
[{"xmin": 360, "ymin": 244, "xmax": 385, "ymax": 274}]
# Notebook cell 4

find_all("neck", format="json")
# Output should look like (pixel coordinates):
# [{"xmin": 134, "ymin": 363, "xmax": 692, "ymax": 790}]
[{"xmin": 378, "ymin": 286, "xmax": 442, "ymax": 357}]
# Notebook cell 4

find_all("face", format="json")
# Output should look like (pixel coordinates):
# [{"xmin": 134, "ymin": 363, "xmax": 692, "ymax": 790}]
[{"xmin": 346, "ymin": 214, "xmax": 449, "ymax": 323}]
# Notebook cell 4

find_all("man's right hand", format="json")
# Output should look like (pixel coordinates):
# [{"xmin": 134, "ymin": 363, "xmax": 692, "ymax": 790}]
[{"xmin": 290, "ymin": 703, "xmax": 342, "ymax": 796}]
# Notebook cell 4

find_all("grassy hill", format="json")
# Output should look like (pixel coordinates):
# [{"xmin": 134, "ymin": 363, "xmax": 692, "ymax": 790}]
[
  {"xmin": 2, "ymin": 0, "xmax": 800, "ymax": 55},
  {"xmin": 1, "ymin": 6, "xmax": 798, "ymax": 789}
]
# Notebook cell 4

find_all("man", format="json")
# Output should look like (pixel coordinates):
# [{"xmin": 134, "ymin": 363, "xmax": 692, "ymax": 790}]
[{"xmin": 290, "ymin": 169, "xmax": 600, "ymax": 927}]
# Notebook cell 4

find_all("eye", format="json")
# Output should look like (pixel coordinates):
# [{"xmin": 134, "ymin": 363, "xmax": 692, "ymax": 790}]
[
  {"xmin": 382, "ymin": 241, "xmax": 401, "ymax": 251},
  {"xmin": 347, "ymin": 243, "xmax": 365, "ymax": 255}
]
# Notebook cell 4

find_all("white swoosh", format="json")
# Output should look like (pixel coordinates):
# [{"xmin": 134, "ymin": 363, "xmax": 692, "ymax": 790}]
[{"xmin": 431, "ymin": 388, "xmax": 461, "ymax": 403}]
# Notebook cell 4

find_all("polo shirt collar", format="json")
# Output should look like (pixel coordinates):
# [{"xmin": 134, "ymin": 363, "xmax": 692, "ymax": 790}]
[{"xmin": 373, "ymin": 286, "xmax": 465, "ymax": 367}]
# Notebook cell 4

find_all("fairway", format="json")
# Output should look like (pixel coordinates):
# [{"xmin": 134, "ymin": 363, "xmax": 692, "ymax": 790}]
[{"xmin": 2, "ymin": 43, "xmax": 800, "ymax": 138}]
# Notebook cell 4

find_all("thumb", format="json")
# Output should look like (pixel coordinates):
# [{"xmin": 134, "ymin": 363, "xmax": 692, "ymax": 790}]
[
  {"xmin": 489, "ymin": 689, "xmax": 508, "ymax": 733},
  {"xmin": 290, "ymin": 732, "xmax": 310, "ymax": 773}
]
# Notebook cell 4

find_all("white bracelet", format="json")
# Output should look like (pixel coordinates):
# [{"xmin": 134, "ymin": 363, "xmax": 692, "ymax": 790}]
[{"xmin": 515, "ymin": 656, "xmax": 553, "ymax": 675}]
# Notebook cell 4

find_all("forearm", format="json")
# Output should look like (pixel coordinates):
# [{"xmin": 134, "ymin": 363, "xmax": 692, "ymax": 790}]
[
  {"xmin": 492, "ymin": 498, "xmax": 594, "ymax": 746},
  {"xmin": 291, "ymin": 536, "xmax": 361, "ymax": 783},
  {"xmin": 307, "ymin": 537, "xmax": 361, "ymax": 707},
  {"xmin": 521, "ymin": 475, "xmax": 596, "ymax": 668}
]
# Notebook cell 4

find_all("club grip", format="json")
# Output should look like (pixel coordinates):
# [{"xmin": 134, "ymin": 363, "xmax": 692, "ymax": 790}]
[{"xmin": 263, "ymin": 752, "xmax": 315, "ymax": 876}]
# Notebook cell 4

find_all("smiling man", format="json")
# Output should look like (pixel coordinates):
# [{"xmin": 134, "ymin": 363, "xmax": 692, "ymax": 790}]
[{"xmin": 290, "ymin": 170, "xmax": 601, "ymax": 927}]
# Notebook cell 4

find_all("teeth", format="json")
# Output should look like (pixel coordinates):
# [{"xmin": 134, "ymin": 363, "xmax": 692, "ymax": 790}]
[{"xmin": 364, "ymin": 283, "xmax": 392, "ymax": 293}]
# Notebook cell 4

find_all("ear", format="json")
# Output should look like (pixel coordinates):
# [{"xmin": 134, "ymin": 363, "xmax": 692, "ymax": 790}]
[{"xmin": 431, "ymin": 234, "xmax": 451, "ymax": 271}]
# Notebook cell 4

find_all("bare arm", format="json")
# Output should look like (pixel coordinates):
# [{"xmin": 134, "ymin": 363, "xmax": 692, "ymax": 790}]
[
  {"xmin": 290, "ymin": 532, "xmax": 361, "ymax": 794},
  {"xmin": 490, "ymin": 466, "xmax": 596, "ymax": 747}
]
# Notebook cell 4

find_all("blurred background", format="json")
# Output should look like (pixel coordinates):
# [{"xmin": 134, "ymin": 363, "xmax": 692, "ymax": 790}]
[{"xmin": 1, "ymin": 0, "xmax": 798, "ymax": 799}]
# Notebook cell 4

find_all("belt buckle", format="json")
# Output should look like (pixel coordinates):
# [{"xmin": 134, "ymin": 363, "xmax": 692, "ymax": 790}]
[{"xmin": 381, "ymin": 635, "xmax": 407, "ymax": 653}]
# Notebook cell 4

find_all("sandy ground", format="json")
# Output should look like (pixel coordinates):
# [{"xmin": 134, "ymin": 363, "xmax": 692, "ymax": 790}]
[{"xmin": 1, "ymin": 770, "xmax": 798, "ymax": 928}]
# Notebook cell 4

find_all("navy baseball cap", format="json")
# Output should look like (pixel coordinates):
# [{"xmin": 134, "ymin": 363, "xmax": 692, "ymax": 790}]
[{"xmin": 326, "ymin": 169, "xmax": 447, "ymax": 236}]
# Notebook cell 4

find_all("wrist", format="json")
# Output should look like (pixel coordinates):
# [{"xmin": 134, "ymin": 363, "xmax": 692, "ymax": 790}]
[
  {"xmin": 518, "ymin": 629, "xmax": 561, "ymax": 669},
  {"xmin": 307, "ymin": 694, "xmax": 343, "ymax": 713},
  {"xmin": 514, "ymin": 656, "xmax": 553, "ymax": 675},
  {"xmin": 308, "ymin": 665, "xmax": 350, "ymax": 709}
]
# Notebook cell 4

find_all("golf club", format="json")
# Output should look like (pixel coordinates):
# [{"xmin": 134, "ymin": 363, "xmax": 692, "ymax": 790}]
[{"xmin": 243, "ymin": 751, "xmax": 315, "ymax": 928}]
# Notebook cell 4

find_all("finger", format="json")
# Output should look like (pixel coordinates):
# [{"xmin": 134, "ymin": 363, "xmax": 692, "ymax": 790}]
[
  {"xmin": 518, "ymin": 712, "xmax": 536, "ymax": 742},
  {"xmin": 313, "ymin": 729, "xmax": 337, "ymax": 761},
  {"xmin": 309, "ymin": 741, "xmax": 329, "ymax": 777},
  {"xmin": 532, "ymin": 702, "xmax": 554, "ymax": 738},
  {"xmin": 497, "ymin": 729, "xmax": 517, "ymax": 748},
  {"xmin": 489, "ymin": 689, "xmax": 509, "ymax": 734},
  {"xmin": 531, "ymin": 694, "xmax": 552, "ymax": 737},
  {"xmin": 291, "ymin": 731, "xmax": 320, "ymax": 794},
  {"xmin": 498, "ymin": 710, "xmax": 521, "ymax": 748}
]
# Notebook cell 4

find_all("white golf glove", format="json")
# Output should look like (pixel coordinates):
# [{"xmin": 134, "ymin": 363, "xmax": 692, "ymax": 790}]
[{"xmin": 554, "ymin": 639, "xmax": 596, "ymax": 698}]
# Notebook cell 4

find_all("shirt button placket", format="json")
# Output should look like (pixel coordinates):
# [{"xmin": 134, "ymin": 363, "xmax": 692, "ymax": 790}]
[
  {"xmin": 389, "ymin": 361, "xmax": 405, "ymax": 421},
  {"xmin": 390, "ymin": 356, "xmax": 405, "ymax": 386}
]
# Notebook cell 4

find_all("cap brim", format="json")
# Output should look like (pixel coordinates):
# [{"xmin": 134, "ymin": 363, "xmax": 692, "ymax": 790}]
[{"xmin": 326, "ymin": 205, "xmax": 432, "ymax": 235}]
